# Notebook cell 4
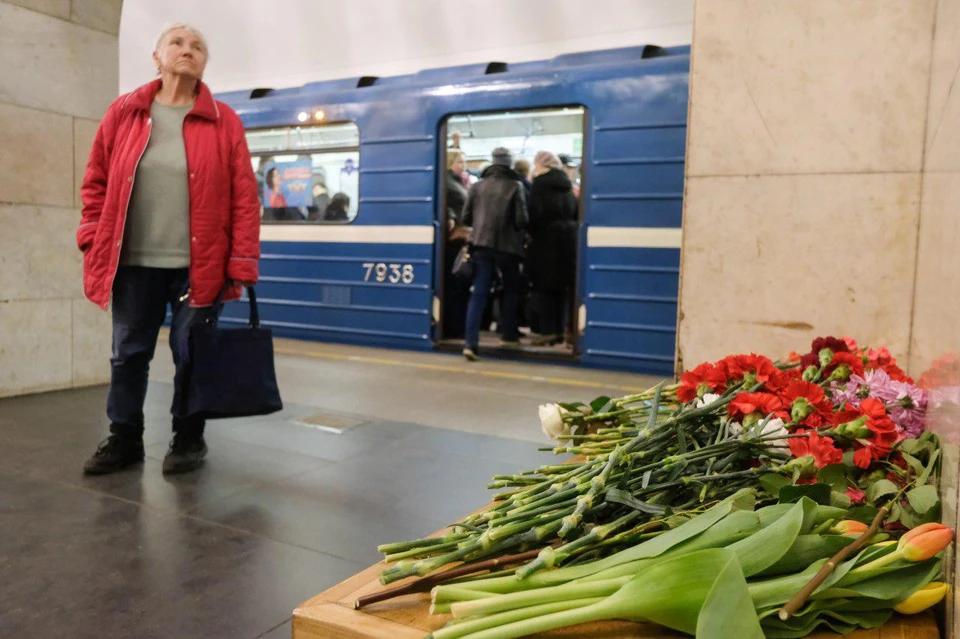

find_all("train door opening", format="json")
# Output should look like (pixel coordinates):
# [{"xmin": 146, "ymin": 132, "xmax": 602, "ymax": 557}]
[{"xmin": 434, "ymin": 107, "xmax": 586, "ymax": 362}]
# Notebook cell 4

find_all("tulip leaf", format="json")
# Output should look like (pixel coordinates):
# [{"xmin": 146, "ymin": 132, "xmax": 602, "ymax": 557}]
[
  {"xmin": 865, "ymin": 479, "xmax": 899, "ymax": 503},
  {"xmin": 826, "ymin": 558, "xmax": 941, "ymax": 600},
  {"xmin": 603, "ymin": 548, "xmax": 735, "ymax": 635},
  {"xmin": 728, "ymin": 500, "xmax": 807, "ymax": 576},
  {"xmin": 696, "ymin": 554, "xmax": 764, "ymax": 639},
  {"xmin": 755, "ymin": 534, "xmax": 853, "ymax": 578},
  {"xmin": 779, "ymin": 483, "xmax": 831, "ymax": 505}
]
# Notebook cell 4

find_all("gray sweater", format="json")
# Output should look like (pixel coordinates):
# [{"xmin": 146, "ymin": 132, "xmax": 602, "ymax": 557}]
[{"xmin": 120, "ymin": 101, "xmax": 192, "ymax": 268}]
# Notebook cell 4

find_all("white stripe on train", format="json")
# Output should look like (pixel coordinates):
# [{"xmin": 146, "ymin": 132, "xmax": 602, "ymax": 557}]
[{"xmin": 260, "ymin": 225, "xmax": 683, "ymax": 248}]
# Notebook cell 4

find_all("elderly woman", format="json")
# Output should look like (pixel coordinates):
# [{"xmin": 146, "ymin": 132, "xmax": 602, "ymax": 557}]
[
  {"xmin": 526, "ymin": 151, "xmax": 578, "ymax": 347},
  {"xmin": 78, "ymin": 24, "xmax": 260, "ymax": 475}
]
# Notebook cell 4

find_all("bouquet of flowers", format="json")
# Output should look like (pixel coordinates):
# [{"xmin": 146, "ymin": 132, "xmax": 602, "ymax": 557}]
[{"xmin": 364, "ymin": 337, "xmax": 952, "ymax": 639}]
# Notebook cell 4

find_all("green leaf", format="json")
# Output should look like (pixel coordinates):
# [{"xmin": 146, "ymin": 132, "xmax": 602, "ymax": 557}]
[
  {"xmin": 900, "ymin": 452, "xmax": 925, "ymax": 475},
  {"xmin": 696, "ymin": 555, "xmax": 764, "ymax": 639},
  {"xmin": 760, "ymin": 473, "xmax": 790, "ymax": 496},
  {"xmin": 918, "ymin": 449, "xmax": 941, "ymax": 486},
  {"xmin": 779, "ymin": 483, "xmax": 831, "ymax": 505},
  {"xmin": 558, "ymin": 402, "xmax": 586, "ymax": 412},
  {"xmin": 865, "ymin": 479, "xmax": 899, "ymax": 503},
  {"xmin": 906, "ymin": 484, "xmax": 940, "ymax": 514},
  {"xmin": 845, "ymin": 504, "xmax": 880, "ymax": 524},
  {"xmin": 817, "ymin": 464, "xmax": 850, "ymax": 492},
  {"xmin": 589, "ymin": 396, "xmax": 613, "ymax": 413},
  {"xmin": 829, "ymin": 491, "xmax": 852, "ymax": 509}
]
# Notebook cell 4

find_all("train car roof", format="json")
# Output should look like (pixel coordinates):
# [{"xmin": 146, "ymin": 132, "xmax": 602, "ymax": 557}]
[{"xmin": 216, "ymin": 44, "xmax": 691, "ymax": 110}]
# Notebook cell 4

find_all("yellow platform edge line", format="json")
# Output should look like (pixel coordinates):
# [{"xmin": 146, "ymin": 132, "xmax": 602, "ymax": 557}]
[{"xmin": 273, "ymin": 346, "xmax": 649, "ymax": 393}]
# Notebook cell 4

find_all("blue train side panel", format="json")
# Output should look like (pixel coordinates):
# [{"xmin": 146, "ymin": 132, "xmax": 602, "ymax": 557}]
[{"xmin": 219, "ymin": 45, "xmax": 690, "ymax": 375}]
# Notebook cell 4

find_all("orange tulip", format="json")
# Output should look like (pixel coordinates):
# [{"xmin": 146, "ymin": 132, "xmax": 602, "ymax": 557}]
[
  {"xmin": 833, "ymin": 520, "xmax": 868, "ymax": 536},
  {"xmin": 899, "ymin": 523, "xmax": 954, "ymax": 561}
]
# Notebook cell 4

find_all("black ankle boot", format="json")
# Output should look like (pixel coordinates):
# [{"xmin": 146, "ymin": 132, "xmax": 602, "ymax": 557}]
[
  {"xmin": 162, "ymin": 432, "xmax": 208, "ymax": 475},
  {"xmin": 83, "ymin": 435, "xmax": 145, "ymax": 475}
]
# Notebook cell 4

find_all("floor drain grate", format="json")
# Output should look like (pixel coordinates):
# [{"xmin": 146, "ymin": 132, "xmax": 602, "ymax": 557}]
[{"xmin": 291, "ymin": 412, "xmax": 368, "ymax": 434}]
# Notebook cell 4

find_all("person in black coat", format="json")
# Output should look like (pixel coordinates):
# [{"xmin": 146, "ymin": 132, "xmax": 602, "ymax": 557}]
[
  {"xmin": 324, "ymin": 193, "xmax": 350, "ymax": 221},
  {"xmin": 527, "ymin": 151, "xmax": 578, "ymax": 346},
  {"xmin": 443, "ymin": 151, "xmax": 471, "ymax": 338}
]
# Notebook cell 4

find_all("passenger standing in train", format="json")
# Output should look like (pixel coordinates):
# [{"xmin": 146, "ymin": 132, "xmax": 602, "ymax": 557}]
[
  {"xmin": 513, "ymin": 158, "xmax": 532, "ymax": 201},
  {"xmin": 444, "ymin": 151, "xmax": 471, "ymax": 338},
  {"xmin": 77, "ymin": 24, "xmax": 261, "ymax": 475},
  {"xmin": 461, "ymin": 148, "xmax": 529, "ymax": 360},
  {"xmin": 558, "ymin": 153, "xmax": 582, "ymax": 199},
  {"xmin": 527, "ymin": 151, "xmax": 578, "ymax": 346},
  {"xmin": 324, "ymin": 193, "xmax": 351, "ymax": 221}
]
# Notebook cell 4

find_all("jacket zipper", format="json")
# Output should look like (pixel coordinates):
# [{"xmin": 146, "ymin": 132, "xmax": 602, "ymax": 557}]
[
  {"xmin": 109, "ymin": 118, "xmax": 153, "ymax": 308},
  {"xmin": 182, "ymin": 112, "xmax": 195, "ymax": 307}
]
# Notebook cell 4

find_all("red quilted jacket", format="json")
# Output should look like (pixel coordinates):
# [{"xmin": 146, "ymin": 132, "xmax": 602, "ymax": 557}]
[{"xmin": 78, "ymin": 79, "xmax": 261, "ymax": 309}]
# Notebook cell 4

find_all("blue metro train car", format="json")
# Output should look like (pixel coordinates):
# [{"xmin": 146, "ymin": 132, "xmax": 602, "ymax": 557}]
[{"xmin": 217, "ymin": 44, "xmax": 690, "ymax": 375}]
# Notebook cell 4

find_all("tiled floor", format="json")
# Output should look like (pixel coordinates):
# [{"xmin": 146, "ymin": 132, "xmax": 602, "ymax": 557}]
[{"xmin": 0, "ymin": 340, "xmax": 662, "ymax": 638}]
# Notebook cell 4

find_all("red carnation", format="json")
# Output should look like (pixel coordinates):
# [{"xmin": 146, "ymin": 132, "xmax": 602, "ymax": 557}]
[
  {"xmin": 724, "ymin": 354, "xmax": 789, "ymax": 392},
  {"xmin": 779, "ymin": 380, "xmax": 833, "ymax": 426},
  {"xmin": 800, "ymin": 336, "xmax": 851, "ymax": 369},
  {"xmin": 728, "ymin": 392, "xmax": 786, "ymax": 422},
  {"xmin": 789, "ymin": 430, "xmax": 843, "ymax": 468},
  {"xmin": 825, "ymin": 352, "xmax": 866, "ymax": 380},
  {"xmin": 678, "ymin": 361, "xmax": 727, "ymax": 403}
]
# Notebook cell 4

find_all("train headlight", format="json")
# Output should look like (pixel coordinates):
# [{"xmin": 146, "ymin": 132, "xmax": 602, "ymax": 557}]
[
  {"xmin": 297, "ymin": 111, "xmax": 309, "ymax": 123},
  {"xmin": 314, "ymin": 110, "xmax": 326, "ymax": 122}
]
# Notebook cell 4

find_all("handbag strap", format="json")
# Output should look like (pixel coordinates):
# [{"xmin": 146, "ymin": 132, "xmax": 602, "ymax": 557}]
[{"xmin": 210, "ymin": 282, "xmax": 261, "ymax": 328}]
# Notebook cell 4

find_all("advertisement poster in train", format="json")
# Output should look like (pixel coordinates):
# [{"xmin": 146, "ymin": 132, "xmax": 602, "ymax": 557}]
[{"xmin": 262, "ymin": 158, "xmax": 314, "ymax": 208}]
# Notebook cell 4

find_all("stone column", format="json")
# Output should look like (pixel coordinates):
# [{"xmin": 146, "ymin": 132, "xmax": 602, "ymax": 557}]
[
  {"xmin": 0, "ymin": 0, "xmax": 122, "ymax": 397},
  {"xmin": 677, "ymin": 0, "xmax": 938, "ymax": 370}
]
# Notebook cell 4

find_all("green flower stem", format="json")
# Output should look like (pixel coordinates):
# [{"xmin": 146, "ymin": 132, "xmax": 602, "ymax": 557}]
[
  {"xmin": 450, "ymin": 576, "xmax": 629, "ymax": 620},
  {"xmin": 558, "ymin": 447, "xmax": 626, "ymax": 538},
  {"xmin": 385, "ymin": 541, "xmax": 463, "ymax": 562},
  {"xmin": 378, "ymin": 534, "xmax": 470, "ymax": 556},
  {"xmin": 428, "ymin": 597, "xmax": 605, "ymax": 639}
]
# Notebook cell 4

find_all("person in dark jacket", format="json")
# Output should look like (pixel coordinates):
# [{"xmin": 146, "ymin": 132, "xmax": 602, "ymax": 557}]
[
  {"xmin": 324, "ymin": 193, "xmax": 350, "ymax": 221},
  {"xmin": 461, "ymin": 147, "xmax": 529, "ymax": 360},
  {"xmin": 443, "ymin": 151, "xmax": 471, "ymax": 338},
  {"xmin": 527, "ymin": 151, "xmax": 578, "ymax": 346}
]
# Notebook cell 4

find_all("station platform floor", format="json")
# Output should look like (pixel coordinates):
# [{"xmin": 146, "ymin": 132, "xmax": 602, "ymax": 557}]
[{"xmin": 0, "ymin": 338, "xmax": 663, "ymax": 639}]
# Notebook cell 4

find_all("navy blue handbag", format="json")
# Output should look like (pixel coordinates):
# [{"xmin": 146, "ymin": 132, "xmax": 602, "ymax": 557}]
[{"xmin": 182, "ymin": 285, "xmax": 283, "ymax": 419}]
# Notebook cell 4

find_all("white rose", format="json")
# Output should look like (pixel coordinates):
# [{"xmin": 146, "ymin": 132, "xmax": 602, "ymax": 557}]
[
  {"xmin": 759, "ymin": 417, "xmax": 789, "ymax": 447},
  {"xmin": 695, "ymin": 393, "xmax": 722, "ymax": 408},
  {"xmin": 539, "ymin": 404, "xmax": 570, "ymax": 440}
]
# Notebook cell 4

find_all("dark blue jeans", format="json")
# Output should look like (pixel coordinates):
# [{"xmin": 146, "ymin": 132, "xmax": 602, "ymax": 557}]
[
  {"xmin": 107, "ymin": 266, "xmax": 217, "ymax": 440},
  {"xmin": 465, "ymin": 248, "xmax": 520, "ymax": 351}
]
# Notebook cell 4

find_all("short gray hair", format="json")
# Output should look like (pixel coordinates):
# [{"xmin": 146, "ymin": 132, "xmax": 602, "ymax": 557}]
[{"xmin": 154, "ymin": 23, "xmax": 209, "ymax": 57}]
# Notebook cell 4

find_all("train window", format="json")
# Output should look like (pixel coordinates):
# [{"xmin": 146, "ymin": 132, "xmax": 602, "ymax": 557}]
[{"xmin": 245, "ymin": 122, "xmax": 360, "ymax": 224}]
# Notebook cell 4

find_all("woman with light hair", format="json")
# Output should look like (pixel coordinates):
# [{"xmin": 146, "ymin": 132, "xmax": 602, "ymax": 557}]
[
  {"xmin": 78, "ymin": 23, "xmax": 261, "ymax": 475},
  {"xmin": 526, "ymin": 151, "xmax": 578, "ymax": 346}
]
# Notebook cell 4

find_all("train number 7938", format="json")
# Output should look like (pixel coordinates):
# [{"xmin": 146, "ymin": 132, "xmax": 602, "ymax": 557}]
[{"xmin": 362, "ymin": 263, "xmax": 415, "ymax": 284}]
